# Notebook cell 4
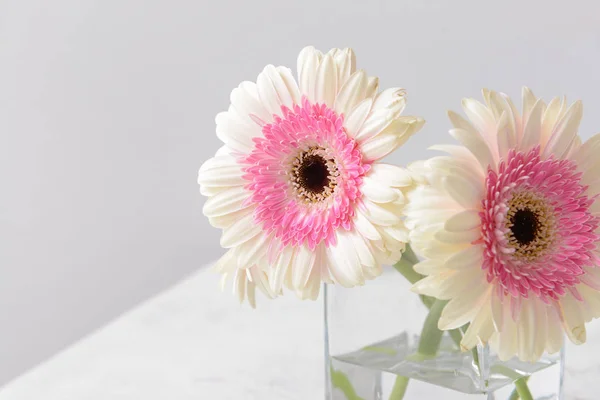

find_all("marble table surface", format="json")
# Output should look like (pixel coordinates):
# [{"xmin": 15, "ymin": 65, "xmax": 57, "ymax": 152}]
[{"xmin": 1, "ymin": 266, "xmax": 599, "ymax": 399}]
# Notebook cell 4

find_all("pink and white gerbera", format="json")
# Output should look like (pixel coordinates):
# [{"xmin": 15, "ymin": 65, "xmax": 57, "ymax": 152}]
[
  {"xmin": 406, "ymin": 88, "xmax": 600, "ymax": 362},
  {"xmin": 199, "ymin": 46, "xmax": 424, "ymax": 306}
]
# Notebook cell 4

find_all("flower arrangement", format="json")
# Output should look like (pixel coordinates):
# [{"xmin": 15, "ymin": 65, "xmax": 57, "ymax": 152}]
[{"xmin": 198, "ymin": 46, "xmax": 600, "ymax": 399}]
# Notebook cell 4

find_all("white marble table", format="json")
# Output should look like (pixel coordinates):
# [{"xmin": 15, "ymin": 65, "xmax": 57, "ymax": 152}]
[
  {"xmin": 1, "ymin": 266, "xmax": 599, "ymax": 399},
  {"xmin": 0, "ymin": 267, "xmax": 324, "ymax": 400}
]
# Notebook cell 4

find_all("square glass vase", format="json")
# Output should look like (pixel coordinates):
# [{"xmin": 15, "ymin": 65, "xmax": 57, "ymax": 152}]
[{"xmin": 324, "ymin": 268, "xmax": 565, "ymax": 400}]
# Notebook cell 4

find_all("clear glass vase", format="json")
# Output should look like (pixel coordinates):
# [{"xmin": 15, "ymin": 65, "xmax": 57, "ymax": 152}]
[
  {"xmin": 562, "ymin": 323, "xmax": 600, "ymax": 400},
  {"xmin": 324, "ymin": 267, "xmax": 565, "ymax": 400}
]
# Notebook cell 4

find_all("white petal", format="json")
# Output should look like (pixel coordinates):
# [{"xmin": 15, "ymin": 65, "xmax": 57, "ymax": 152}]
[
  {"xmin": 316, "ymin": 243, "xmax": 333, "ymax": 284},
  {"xmin": 517, "ymin": 299, "xmax": 536, "ymax": 361},
  {"xmin": 353, "ymin": 210, "xmax": 382, "ymax": 242},
  {"xmin": 496, "ymin": 112, "xmax": 512, "ymax": 157},
  {"xmin": 570, "ymin": 132, "xmax": 600, "ymax": 171},
  {"xmin": 275, "ymin": 66, "xmax": 301, "ymax": 106},
  {"xmin": 461, "ymin": 98, "xmax": 497, "ymax": 149},
  {"xmin": 444, "ymin": 245, "xmax": 483, "ymax": 270},
  {"xmin": 429, "ymin": 156, "xmax": 485, "ymax": 191},
  {"xmin": 334, "ymin": 70, "xmax": 368, "ymax": 116},
  {"xmin": 348, "ymin": 230, "xmax": 376, "ymax": 268},
  {"xmin": 365, "ymin": 77, "xmax": 379, "ymax": 99},
  {"xmin": 248, "ymin": 266, "xmax": 275, "ymax": 298},
  {"xmin": 461, "ymin": 305, "xmax": 494, "ymax": 350},
  {"xmin": 220, "ymin": 213, "xmax": 262, "ymax": 248},
  {"xmin": 235, "ymin": 234, "xmax": 270, "ymax": 269},
  {"xmin": 270, "ymin": 246, "xmax": 294, "ymax": 294},
  {"xmin": 198, "ymin": 155, "xmax": 245, "ymax": 188},
  {"xmin": 545, "ymin": 306, "xmax": 564, "ymax": 354},
  {"xmin": 381, "ymin": 225, "xmax": 410, "ymax": 243},
  {"xmin": 413, "ymin": 260, "xmax": 444, "ymax": 275},
  {"xmin": 439, "ymin": 285, "xmax": 490, "ymax": 330},
  {"xmin": 314, "ymin": 53, "xmax": 337, "ymax": 107},
  {"xmin": 233, "ymin": 270, "xmax": 246, "ymax": 303},
  {"xmin": 443, "ymin": 174, "xmax": 483, "ymax": 210},
  {"xmin": 246, "ymin": 281, "xmax": 256, "ymax": 308},
  {"xmin": 256, "ymin": 65, "xmax": 287, "ymax": 117},
  {"xmin": 360, "ymin": 117, "xmax": 425, "ymax": 161},
  {"xmin": 296, "ymin": 256, "xmax": 322, "ymax": 301},
  {"xmin": 540, "ymin": 96, "xmax": 563, "ymax": 147},
  {"xmin": 326, "ymin": 236, "xmax": 363, "ymax": 287},
  {"xmin": 560, "ymin": 294, "xmax": 587, "ymax": 345},
  {"xmin": 372, "ymin": 88, "xmax": 407, "ymax": 114},
  {"xmin": 490, "ymin": 293, "xmax": 504, "ymax": 332},
  {"xmin": 368, "ymin": 163, "xmax": 413, "ymax": 187},
  {"xmin": 344, "ymin": 98, "xmax": 373, "ymax": 137},
  {"xmin": 215, "ymin": 110, "xmax": 257, "ymax": 153},
  {"xmin": 297, "ymin": 46, "xmax": 321, "ymax": 102},
  {"xmin": 332, "ymin": 48, "xmax": 356, "ymax": 89},
  {"xmin": 580, "ymin": 267, "xmax": 600, "ymax": 291},
  {"xmin": 212, "ymin": 249, "xmax": 237, "ymax": 274},
  {"xmin": 208, "ymin": 207, "xmax": 253, "ymax": 229},
  {"xmin": 495, "ymin": 309, "xmax": 519, "ymax": 361},
  {"xmin": 447, "ymin": 110, "xmax": 478, "ymax": 134},
  {"xmin": 362, "ymin": 199, "xmax": 401, "ymax": 226},
  {"xmin": 230, "ymin": 81, "xmax": 272, "ymax": 124},
  {"xmin": 522, "ymin": 87, "xmax": 538, "ymax": 119},
  {"xmin": 532, "ymin": 299, "xmax": 548, "ymax": 361},
  {"xmin": 354, "ymin": 88, "xmax": 407, "ymax": 142},
  {"xmin": 435, "ymin": 228, "xmax": 480, "ymax": 244},
  {"xmin": 445, "ymin": 210, "xmax": 481, "ymax": 232},
  {"xmin": 412, "ymin": 269, "xmax": 483, "ymax": 300},
  {"xmin": 543, "ymin": 100, "xmax": 583, "ymax": 159},
  {"xmin": 519, "ymin": 99, "xmax": 543, "ymax": 151},
  {"xmin": 449, "ymin": 128, "xmax": 496, "ymax": 171},
  {"xmin": 490, "ymin": 91, "xmax": 518, "ymax": 150},
  {"xmin": 292, "ymin": 244, "xmax": 317, "ymax": 289},
  {"xmin": 361, "ymin": 176, "xmax": 398, "ymax": 203},
  {"xmin": 202, "ymin": 186, "xmax": 250, "ymax": 218}
]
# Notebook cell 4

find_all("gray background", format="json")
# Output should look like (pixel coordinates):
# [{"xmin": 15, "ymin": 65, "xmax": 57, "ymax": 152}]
[{"xmin": 1, "ymin": 0, "xmax": 600, "ymax": 387}]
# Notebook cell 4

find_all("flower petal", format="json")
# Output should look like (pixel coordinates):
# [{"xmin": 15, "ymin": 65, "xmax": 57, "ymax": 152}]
[
  {"xmin": 334, "ymin": 70, "xmax": 368, "ymax": 116},
  {"xmin": 220, "ymin": 213, "xmax": 262, "ymax": 248},
  {"xmin": 519, "ymin": 99, "xmax": 544, "ymax": 151},
  {"xmin": 360, "ymin": 117, "xmax": 425, "ymax": 161},
  {"xmin": 444, "ymin": 210, "xmax": 481, "ymax": 232},
  {"xmin": 297, "ymin": 46, "xmax": 322, "ymax": 102},
  {"xmin": 315, "ymin": 53, "xmax": 337, "ymax": 107},
  {"xmin": 344, "ymin": 98, "xmax": 373, "ymax": 137},
  {"xmin": 543, "ymin": 100, "xmax": 583, "ymax": 159}
]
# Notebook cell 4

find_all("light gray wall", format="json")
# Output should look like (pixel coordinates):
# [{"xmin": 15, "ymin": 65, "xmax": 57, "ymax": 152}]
[{"xmin": 1, "ymin": 0, "xmax": 600, "ymax": 386}]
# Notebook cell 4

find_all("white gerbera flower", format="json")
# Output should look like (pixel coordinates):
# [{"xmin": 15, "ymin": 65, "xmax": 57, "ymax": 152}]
[
  {"xmin": 406, "ymin": 88, "xmax": 600, "ymax": 362},
  {"xmin": 199, "ymin": 46, "xmax": 424, "ymax": 305}
]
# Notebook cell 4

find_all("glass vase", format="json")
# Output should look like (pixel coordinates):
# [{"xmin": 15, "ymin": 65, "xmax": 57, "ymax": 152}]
[
  {"xmin": 561, "ymin": 322, "xmax": 600, "ymax": 400},
  {"xmin": 324, "ymin": 266, "xmax": 565, "ymax": 400}
]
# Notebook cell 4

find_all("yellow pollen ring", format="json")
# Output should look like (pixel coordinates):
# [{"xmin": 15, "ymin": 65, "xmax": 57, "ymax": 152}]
[{"xmin": 505, "ymin": 190, "xmax": 556, "ymax": 261}]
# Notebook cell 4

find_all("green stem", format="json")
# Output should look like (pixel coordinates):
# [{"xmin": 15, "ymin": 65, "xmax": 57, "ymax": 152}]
[
  {"xmin": 388, "ymin": 375, "xmax": 410, "ymax": 400},
  {"xmin": 416, "ymin": 299, "xmax": 448, "ymax": 358},
  {"xmin": 401, "ymin": 244, "xmax": 420, "ymax": 265},
  {"xmin": 448, "ymin": 329, "xmax": 463, "ymax": 349},
  {"xmin": 393, "ymin": 245, "xmax": 536, "ymax": 400},
  {"xmin": 393, "ymin": 259, "xmax": 423, "ymax": 285},
  {"xmin": 508, "ymin": 389, "xmax": 520, "ymax": 400},
  {"xmin": 514, "ymin": 377, "xmax": 533, "ymax": 400},
  {"xmin": 330, "ymin": 367, "xmax": 365, "ymax": 400}
]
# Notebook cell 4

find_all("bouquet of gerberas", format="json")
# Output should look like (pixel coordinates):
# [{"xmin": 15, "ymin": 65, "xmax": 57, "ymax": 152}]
[{"xmin": 198, "ymin": 46, "xmax": 600, "ymax": 400}]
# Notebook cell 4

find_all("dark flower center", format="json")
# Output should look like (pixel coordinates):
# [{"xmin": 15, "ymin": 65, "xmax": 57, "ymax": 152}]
[
  {"xmin": 505, "ymin": 190, "xmax": 556, "ymax": 261},
  {"xmin": 290, "ymin": 147, "xmax": 339, "ymax": 203},
  {"xmin": 298, "ymin": 155, "xmax": 330, "ymax": 194},
  {"xmin": 510, "ymin": 209, "xmax": 539, "ymax": 245}
]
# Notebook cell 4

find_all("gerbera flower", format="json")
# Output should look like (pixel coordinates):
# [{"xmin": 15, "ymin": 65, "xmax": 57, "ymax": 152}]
[
  {"xmin": 406, "ymin": 88, "xmax": 600, "ymax": 362},
  {"xmin": 199, "ymin": 46, "xmax": 424, "ymax": 305}
]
